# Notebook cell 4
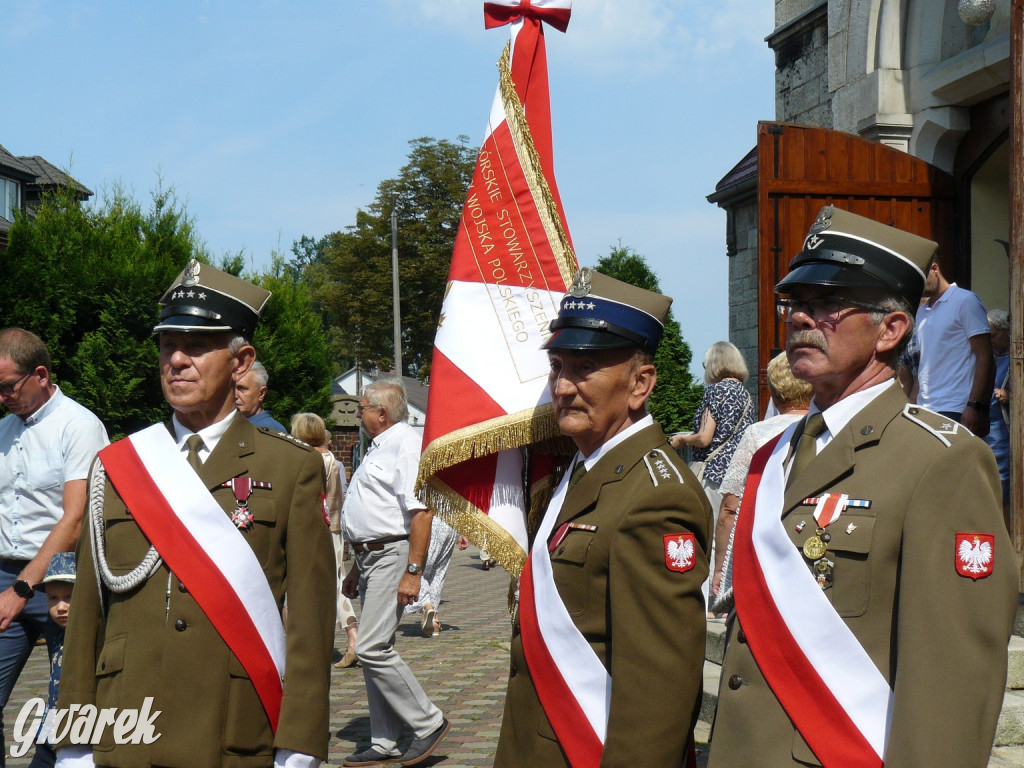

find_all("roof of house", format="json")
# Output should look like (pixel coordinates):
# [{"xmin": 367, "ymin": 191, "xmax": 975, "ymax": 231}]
[
  {"xmin": 0, "ymin": 145, "xmax": 36, "ymax": 180},
  {"xmin": 707, "ymin": 145, "xmax": 757, "ymax": 204},
  {"xmin": 332, "ymin": 368, "xmax": 430, "ymax": 414},
  {"xmin": 17, "ymin": 155, "xmax": 93, "ymax": 197}
]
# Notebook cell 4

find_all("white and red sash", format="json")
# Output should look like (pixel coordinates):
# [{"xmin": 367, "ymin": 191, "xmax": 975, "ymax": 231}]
[
  {"xmin": 732, "ymin": 428, "xmax": 892, "ymax": 768},
  {"xmin": 518, "ymin": 467, "xmax": 607, "ymax": 767},
  {"xmin": 99, "ymin": 424, "xmax": 286, "ymax": 731}
]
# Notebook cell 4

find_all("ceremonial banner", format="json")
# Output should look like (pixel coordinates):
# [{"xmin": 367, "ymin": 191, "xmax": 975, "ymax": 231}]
[{"xmin": 417, "ymin": 1, "xmax": 576, "ymax": 577}]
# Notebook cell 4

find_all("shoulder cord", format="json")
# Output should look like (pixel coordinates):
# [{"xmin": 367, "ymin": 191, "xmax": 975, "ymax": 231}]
[{"xmin": 89, "ymin": 462, "xmax": 164, "ymax": 614}]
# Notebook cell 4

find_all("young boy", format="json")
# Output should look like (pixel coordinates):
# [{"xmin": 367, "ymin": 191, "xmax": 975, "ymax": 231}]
[{"xmin": 30, "ymin": 552, "xmax": 75, "ymax": 768}]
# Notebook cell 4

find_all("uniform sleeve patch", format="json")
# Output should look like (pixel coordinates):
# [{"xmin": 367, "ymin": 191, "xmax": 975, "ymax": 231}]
[
  {"xmin": 955, "ymin": 532, "xmax": 994, "ymax": 580},
  {"xmin": 664, "ymin": 533, "xmax": 696, "ymax": 573}
]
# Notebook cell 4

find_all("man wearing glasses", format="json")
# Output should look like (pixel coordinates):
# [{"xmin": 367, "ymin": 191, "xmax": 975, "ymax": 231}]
[
  {"xmin": 340, "ymin": 379, "xmax": 448, "ymax": 767},
  {"xmin": 0, "ymin": 327, "xmax": 107, "ymax": 765},
  {"xmin": 709, "ymin": 207, "xmax": 1016, "ymax": 768}
]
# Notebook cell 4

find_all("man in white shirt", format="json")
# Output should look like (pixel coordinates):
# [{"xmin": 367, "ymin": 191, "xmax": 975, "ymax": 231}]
[
  {"xmin": 340, "ymin": 378, "xmax": 448, "ymax": 767},
  {"xmin": 0, "ymin": 328, "xmax": 108, "ymax": 767},
  {"xmin": 915, "ymin": 259, "xmax": 994, "ymax": 436}
]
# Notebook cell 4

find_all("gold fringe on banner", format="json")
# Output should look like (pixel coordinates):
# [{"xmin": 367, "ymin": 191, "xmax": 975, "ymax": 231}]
[
  {"xmin": 417, "ymin": 403, "xmax": 564, "ymax": 484},
  {"xmin": 420, "ymin": 474, "xmax": 528, "ymax": 578}
]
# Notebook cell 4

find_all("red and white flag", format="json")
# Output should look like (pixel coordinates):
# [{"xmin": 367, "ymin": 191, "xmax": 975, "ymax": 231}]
[{"xmin": 417, "ymin": 1, "xmax": 576, "ymax": 577}]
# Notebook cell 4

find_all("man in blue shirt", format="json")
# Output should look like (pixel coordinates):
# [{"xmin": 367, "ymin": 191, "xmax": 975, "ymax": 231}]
[{"xmin": 234, "ymin": 360, "xmax": 286, "ymax": 431}]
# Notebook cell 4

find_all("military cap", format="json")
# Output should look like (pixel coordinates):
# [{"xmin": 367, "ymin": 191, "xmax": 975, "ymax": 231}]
[
  {"xmin": 775, "ymin": 206, "xmax": 938, "ymax": 308},
  {"xmin": 34, "ymin": 551, "xmax": 76, "ymax": 589},
  {"xmin": 153, "ymin": 259, "xmax": 271, "ymax": 338},
  {"xmin": 543, "ymin": 268, "xmax": 672, "ymax": 353}
]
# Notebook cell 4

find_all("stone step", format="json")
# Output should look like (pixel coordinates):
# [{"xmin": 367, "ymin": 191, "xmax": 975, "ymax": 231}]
[{"xmin": 702, "ymin": 622, "xmax": 1024, "ymax": 749}]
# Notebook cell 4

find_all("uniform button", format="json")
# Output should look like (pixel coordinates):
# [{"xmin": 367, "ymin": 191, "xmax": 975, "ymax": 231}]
[
  {"xmin": 510, "ymin": 663, "xmax": 518, "ymax": 677},
  {"xmin": 178, "ymin": 581, "xmax": 188, "ymax": 593},
  {"xmin": 174, "ymin": 619, "xmax": 187, "ymax": 632},
  {"xmin": 737, "ymin": 628, "xmax": 746, "ymax": 644},
  {"xmin": 100, "ymin": 662, "xmax": 106, "ymax": 671},
  {"xmin": 728, "ymin": 675, "xmax": 743, "ymax": 690}
]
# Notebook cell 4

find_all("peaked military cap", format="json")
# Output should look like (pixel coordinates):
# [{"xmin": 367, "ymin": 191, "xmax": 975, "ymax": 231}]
[
  {"xmin": 154, "ymin": 259, "xmax": 271, "ymax": 338},
  {"xmin": 775, "ymin": 206, "xmax": 938, "ymax": 308},
  {"xmin": 543, "ymin": 268, "xmax": 672, "ymax": 353}
]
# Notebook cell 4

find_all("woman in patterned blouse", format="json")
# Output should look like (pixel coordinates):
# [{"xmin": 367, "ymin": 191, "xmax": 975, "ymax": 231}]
[{"xmin": 670, "ymin": 341, "xmax": 754, "ymax": 614}]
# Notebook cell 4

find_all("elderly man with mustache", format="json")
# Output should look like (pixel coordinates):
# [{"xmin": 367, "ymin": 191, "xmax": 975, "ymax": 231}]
[{"xmin": 708, "ymin": 207, "xmax": 1017, "ymax": 768}]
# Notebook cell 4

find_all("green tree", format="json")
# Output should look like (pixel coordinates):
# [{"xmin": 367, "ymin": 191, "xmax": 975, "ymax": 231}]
[
  {"xmin": 247, "ymin": 254, "xmax": 334, "ymax": 424},
  {"xmin": 2, "ymin": 184, "xmax": 197, "ymax": 437},
  {"xmin": 2, "ymin": 184, "xmax": 334, "ymax": 438},
  {"xmin": 591, "ymin": 243, "xmax": 703, "ymax": 432},
  {"xmin": 295, "ymin": 136, "xmax": 477, "ymax": 379}
]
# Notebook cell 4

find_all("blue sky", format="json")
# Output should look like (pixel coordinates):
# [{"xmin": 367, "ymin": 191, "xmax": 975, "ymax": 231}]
[{"xmin": 2, "ymin": 0, "xmax": 775, "ymax": 379}]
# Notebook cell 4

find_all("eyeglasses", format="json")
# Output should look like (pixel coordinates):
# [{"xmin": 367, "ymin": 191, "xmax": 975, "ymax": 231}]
[
  {"xmin": 0, "ymin": 371, "xmax": 32, "ymax": 398},
  {"xmin": 776, "ymin": 296, "xmax": 889, "ymax": 324},
  {"xmin": 356, "ymin": 404, "xmax": 382, "ymax": 416}
]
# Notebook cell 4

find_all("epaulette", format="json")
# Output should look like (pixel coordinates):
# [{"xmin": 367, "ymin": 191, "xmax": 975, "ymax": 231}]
[
  {"xmin": 901, "ymin": 404, "xmax": 962, "ymax": 447},
  {"xmin": 643, "ymin": 448, "xmax": 685, "ymax": 486},
  {"xmin": 257, "ymin": 427, "xmax": 314, "ymax": 451}
]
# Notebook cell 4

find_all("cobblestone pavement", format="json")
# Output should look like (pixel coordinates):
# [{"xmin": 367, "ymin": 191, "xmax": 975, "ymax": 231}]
[
  {"xmin": 1, "ymin": 547, "xmax": 710, "ymax": 767},
  {"xmin": 12, "ymin": 546, "xmax": 1022, "ymax": 766}
]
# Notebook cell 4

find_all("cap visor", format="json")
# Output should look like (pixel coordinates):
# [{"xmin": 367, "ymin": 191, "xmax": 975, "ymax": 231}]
[
  {"xmin": 775, "ymin": 262, "xmax": 889, "ymax": 295},
  {"xmin": 152, "ymin": 315, "xmax": 236, "ymax": 335},
  {"xmin": 541, "ymin": 327, "xmax": 636, "ymax": 351}
]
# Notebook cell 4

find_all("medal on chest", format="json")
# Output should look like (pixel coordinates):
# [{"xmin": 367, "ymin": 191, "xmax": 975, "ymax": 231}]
[
  {"xmin": 221, "ymin": 477, "xmax": 272, "ymax": 530},
  {"xmin": 798, "ymin": 493, "xmax": 848, "ymax": 589}
]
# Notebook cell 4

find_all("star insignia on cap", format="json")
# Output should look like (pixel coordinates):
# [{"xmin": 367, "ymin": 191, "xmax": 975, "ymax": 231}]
[
  {"xmin": 586, "ymin": 301, "xmax": 596, "ymax": 310},
  {"xmin": 186, "ymin": 290, "xmax": 195, "ymax": 298},
  {"xmin": 198, "ymin": 292, "xmax": 207, "ymax": 300}
]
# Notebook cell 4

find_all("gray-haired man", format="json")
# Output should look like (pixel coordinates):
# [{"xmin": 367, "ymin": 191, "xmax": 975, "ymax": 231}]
[{"xmin": 340, "ymin": 378, "xmax": 448, "ymax": 766}]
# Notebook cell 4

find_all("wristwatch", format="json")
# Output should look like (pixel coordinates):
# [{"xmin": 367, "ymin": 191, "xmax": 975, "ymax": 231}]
[
  {"xmin": 966, "ymin": 400, "xmax": 989, "ymax": 412},
  {"xmin": 406, "ymin": 563, "xmax": 423, "ymax": 575},
  {"xmin": 12, "ymin": 580, "xmax": 33, "ymax": 599}
]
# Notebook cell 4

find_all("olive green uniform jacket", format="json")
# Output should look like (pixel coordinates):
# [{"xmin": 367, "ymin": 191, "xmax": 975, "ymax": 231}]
[
  {"xmin": 709, "ymin": 383, "xmax": 1017, "ymax": 768},
  {"xmin": 494, "ymin": 423, "xmax": 712, "ymax": 767},
  {"xmin": 58, "ymin": 414, "xmax": 336, "ymax": 768}
]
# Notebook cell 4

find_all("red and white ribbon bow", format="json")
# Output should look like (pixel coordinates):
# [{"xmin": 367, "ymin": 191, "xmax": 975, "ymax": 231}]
[{"xmin": 484, "ymin": 0, "xmax": 572, "ymax": 32}]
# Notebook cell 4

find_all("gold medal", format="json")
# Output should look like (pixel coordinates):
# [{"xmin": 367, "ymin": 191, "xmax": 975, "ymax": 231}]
[{"xmin": 803, "ymin": 534, "xmax": 827, "ymax": 560}]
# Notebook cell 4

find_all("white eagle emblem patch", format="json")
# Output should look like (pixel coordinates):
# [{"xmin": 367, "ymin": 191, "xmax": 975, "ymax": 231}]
[
  {"xmin": 664, "ymin": 533, "xmax": 696, "ymax": 573},
  {"xmin": 955, "ymin": 532, "xmax": 995, "ymax": 580}
]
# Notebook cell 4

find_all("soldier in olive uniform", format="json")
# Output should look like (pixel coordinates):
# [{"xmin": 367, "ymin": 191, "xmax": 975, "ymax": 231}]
[
  {"xmin": 493, "ymin": 270, "xmax": 712, "ymax": 768},
  {"xmin": 57, "ymin": 261, "xmax": 335, "ymax": 768},
  {"xmin": 708, "ymin": 208, "xmax": 1017, "ymax": 768}
]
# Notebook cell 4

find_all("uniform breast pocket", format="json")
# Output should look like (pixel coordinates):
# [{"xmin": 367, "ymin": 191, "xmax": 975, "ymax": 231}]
[
  {"xmin": 827, "ymin": 514, "xmax": 876, "ymax": 617},
  {"xmin": 102, "ymin": 512, "xmax": 154, "ymax": 573},
  {"xmin": 240, "ymin": 495, "xmax": 278, "ymax": 568},
  {"xmin": 26, "ymin": 450, "xmax": 62, "ymax": 490},
  {"xmin": 548, "ymin": 530, "xmax": 594, "ymax": 616}
]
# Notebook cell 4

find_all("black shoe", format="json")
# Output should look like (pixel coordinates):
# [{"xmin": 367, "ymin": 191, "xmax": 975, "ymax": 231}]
[
  {"xmin": 343, "ymin": 746, "xmax": 402, "ymax": 766},
  {"xmin": 400, "ymin": 718, "xmax": 450, "ymax": 765}
]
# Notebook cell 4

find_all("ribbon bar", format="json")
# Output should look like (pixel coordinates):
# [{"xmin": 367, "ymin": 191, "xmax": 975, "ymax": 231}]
[{"xmin": 484, "ymin": 0, "xmax": 572, "ymax": 32}]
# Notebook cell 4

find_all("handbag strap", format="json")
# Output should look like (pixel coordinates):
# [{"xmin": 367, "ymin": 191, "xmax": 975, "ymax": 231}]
[{"xmin": 702, "ymin": 395, "xmax": 752, "ymax": 464}]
